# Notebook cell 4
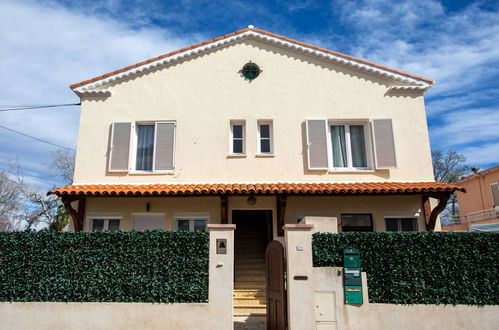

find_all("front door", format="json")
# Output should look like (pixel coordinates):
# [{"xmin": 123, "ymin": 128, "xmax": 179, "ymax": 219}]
[{"xmin": 266, "ymin": 240, "xmax": 286, "ymax": 330}]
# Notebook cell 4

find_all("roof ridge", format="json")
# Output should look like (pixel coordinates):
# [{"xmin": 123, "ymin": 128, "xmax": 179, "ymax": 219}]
[{"xmin": 70, "ymin": 27, "xmax": 434, "ymax": 90}]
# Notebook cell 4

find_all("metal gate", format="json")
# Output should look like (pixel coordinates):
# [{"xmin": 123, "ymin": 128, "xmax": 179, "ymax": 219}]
[{"xmin": 266, "ymin": 240, "xmax": 287, "ymax": 330}]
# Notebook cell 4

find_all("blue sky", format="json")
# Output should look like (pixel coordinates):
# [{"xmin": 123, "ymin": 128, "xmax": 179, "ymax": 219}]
[{"xmin": 0, "ymin": 0, "xmax": 498, "ymax": 190}]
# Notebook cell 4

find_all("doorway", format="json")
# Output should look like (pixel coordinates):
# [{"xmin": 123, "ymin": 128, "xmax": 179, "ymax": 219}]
[{"xmin": 232, "ymin": 210, "xmax": 273, "ymax": 324}]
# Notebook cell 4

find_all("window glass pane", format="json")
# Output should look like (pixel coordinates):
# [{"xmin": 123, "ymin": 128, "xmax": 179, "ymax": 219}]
[
  {"xmin": 232, "ymin": 125, "xmax": 243, "ymax": 139},
  {"xmin": 331, "ymin": 125, "xmax": 347, "ymax": 167},
  {"xmin": 177, "ymin": 220, "xmax": 190, "ymax": 231},
  {"xmin": 194, "ymin": 220, "xmax": 207, "ymax": 232},
  {"xmin": 385, "ymin": 218, "xmax": 399, "ymax": 232},
  {"xmin": 400, "ymin": 218, "xmax": 417, "ymax": 232},
  {"xmin": 108, "ymin": 220, "xmax": 120, "ymax": 232},
  {"xmin": 136, "ymin": 124, "xmax": 155, "ymax": 171},
  {"xmin": 92, "ymin": 219, "xmax": 104, "ymax": 232},
  {"xmin": 341, "ymin": 214, "xmax": 373, "ymax": 232},
  {"xmin": 260, "ymin": 139, "xmax": 271, "ymax": 153},
  {"xmin": 233, "ymin": 139, "xmax": 243, "ymax": 153},
  {"xmin": 260, "ymin": 124, "xmax": 270, "ymax": 138},
  {"xmin": 350, "ymin": 125, "xmax": 367, "ymax": 168}
]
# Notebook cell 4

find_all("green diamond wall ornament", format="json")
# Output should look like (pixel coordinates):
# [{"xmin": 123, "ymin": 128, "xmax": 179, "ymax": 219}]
[{"xmin": 240, "ymin": 62, "xmax": 262, "ymax": 81}]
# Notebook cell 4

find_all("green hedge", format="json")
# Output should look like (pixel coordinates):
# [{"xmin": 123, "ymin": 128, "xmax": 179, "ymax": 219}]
[
  {"xmin": 0, "ymin": 231, "xmax": 209, "ymax": 303},
  {"xmin": 313, "ymin": 232, "xmax": 499, "ymax": 305}
]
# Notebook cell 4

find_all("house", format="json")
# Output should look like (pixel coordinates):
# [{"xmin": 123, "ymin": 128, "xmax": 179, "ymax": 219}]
[
  {"xmin": 442, "ymin": 165, "xmax": 499, "ymax": 231},
  {"xmin": 48, "ymin": 26, "xmax": 462, "ymax": 319}
]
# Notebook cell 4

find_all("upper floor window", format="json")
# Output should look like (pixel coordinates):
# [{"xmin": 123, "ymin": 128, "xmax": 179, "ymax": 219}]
[
  {"xmin": 492, "ymin": 182, "xmax": 499, "ymax": 207},
  {"xmin": 305, "ymin": 119, "xmax": 397, "ymax": 171},
  {"xmin": 331, "ymin": 123, "xmax": 368, "ymax": 169},
  {"xmin": 230, "ymin": 121, "xmax": 245, "ymax": 155},
  {"xmin": 258, "ymin": 121, "xmax": 273, "ymax": 154},
  {"xmin": 108, "ymin": 121, "xmax": 175, "ymax": 173}
]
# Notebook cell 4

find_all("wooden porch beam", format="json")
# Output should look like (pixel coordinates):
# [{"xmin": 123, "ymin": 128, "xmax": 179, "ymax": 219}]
[
  {"xmin": 424, "ymin": 194, "xmax": 451, "ymax": 231},
  {"xmin": 276, "ymin": 193, "xmax": 287, "ymax": 236},
  {"xmin": 61, "ymin": 197, "xmax": 86, "ymax": 231},
  {"xmin": 220, "ymin": 194, "xmax": 228, "ymax": 224}
]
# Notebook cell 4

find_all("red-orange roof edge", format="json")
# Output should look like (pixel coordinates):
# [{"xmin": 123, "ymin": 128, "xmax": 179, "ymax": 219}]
[{"xmin": 70, "ymin": 27, "xmax": 434, "ymax": 90}]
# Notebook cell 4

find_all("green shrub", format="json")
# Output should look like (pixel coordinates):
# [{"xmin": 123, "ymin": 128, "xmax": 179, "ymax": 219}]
[
  {"xmin": 313, "ymin": 232, "xmax": 499, "ymax": 305},
  {"xmin": 0, "ymin": 230, "xmax": 209, "ymax": 303}
]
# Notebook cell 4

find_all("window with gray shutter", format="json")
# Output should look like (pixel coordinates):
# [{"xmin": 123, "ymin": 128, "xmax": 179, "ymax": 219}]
[
  {"xmin": 492, "ymin": 183, "xmax": 499, "ymax": 207},
  {"xmin": 154, "ymin": 122, "xmax": 175, "ymax": 171},
  {"xmin": 306, "ymin": 119, "xmax": 328, "ymax": 169},
  {"xmin": 372, "ymin": 119, "xmax": 397, "ymax": 169},
  {"xmin": 109, "ymin": 122, "xmax": 132, "ymax": 172}
]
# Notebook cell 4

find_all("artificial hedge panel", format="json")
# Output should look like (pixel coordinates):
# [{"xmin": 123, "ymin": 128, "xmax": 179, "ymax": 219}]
[
  {"xmin": 0, "ymin": 230, "xmax": 209, "ymax": 303},
  {"xmin": 313, "ymin": 232, "xmax": 499, "ymax": 305}
]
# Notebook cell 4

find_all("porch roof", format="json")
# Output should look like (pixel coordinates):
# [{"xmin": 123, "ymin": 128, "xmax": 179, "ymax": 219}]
[{"xmin": 48, "ymin": 181, "xmax": 464, "ymax": 197}]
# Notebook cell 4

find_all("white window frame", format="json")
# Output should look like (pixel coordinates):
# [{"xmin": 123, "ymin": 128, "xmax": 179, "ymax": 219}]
[
  {"xmin": 174, "ymin": 213, "xmax": 210, "ymax": 232},
  {"xmin": 130, "ymin": 121, "xmax": 176, "ymax": 174},
  {"xmin": 327, "ymin": 120, "xmax": 373, "ymax": 171},
  {"xmin": 87, "ymin": 215, "xmax": 122, "ymax": 232},
  {"xmin": 257, "ymin": 120, "xmax": 274, "ymax": 155},
  {"xmin": 384, "ymin": 214, "xmax": 420, "ymax": 232},
  {"xmin": 229, "ymin": 120, "xmax": 246, "ymax": 156}
]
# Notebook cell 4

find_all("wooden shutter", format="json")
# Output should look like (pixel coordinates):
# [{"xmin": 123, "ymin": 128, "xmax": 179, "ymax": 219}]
[
  {"xmin": 154, "ymin": 122, "xmax": 175, "ymax": 171},
  {"xmin": 372, "ymin": 119, "xmax": 397, "ymax": 169},
  {"xmin": 306, "ymin": 119, "xmax": 329, "ymax": 170},
  {"xmin": 109, "ymin": 122, "xmax": 131, "ymax": 172}
]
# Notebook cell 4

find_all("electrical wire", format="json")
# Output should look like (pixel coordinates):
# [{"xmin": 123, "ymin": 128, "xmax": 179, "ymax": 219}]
[
  {"xmin": 0, "ymin": 125, "xmax": 75, "ymax": 151},
  {"xmin": 0, "ymin": 103, "xmax": 80, "ymax": 112}
]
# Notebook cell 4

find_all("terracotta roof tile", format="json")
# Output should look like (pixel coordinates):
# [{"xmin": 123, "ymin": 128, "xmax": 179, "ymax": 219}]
[
  {"xmin": 70, "ymin": 27, "xmax": 433, "ymax": 90},
  {"xmin": 48, "ymin": 182, "xmax": 463, "ymax": 197}
]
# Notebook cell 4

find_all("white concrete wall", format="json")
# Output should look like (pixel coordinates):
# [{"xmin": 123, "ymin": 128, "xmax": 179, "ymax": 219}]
[
  {"xmin": 73, "ymin": 38, "xmax": 434, "ymax": 184},
  {"xmin": 0, "ymin": 225, "xmax": 235, "ymax": 330}
]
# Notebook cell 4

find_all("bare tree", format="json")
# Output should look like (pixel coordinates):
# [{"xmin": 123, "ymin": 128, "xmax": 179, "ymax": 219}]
[
  {"xmin": 0, "ymin": 171, "xmax": 22, "ymax": 231},
  {"xmin": 49, "ymin": 149, "xmax": 75, "ymax": 184},
  {"xmin": 432, "ymin": 150, "xmax": 470, "ymax": 223}
]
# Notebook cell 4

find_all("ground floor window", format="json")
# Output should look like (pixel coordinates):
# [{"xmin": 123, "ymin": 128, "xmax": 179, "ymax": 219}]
[
  {"xmin": 385, "ymin": 217, "xmax": 418, "ymax": 232},
  {"xmin": 175, "ymin": 213, "xmax": 209, "ymax": 232},
  {"xmin": 91, "ymin": 218, "xmax": 121, "ymax": 232},
  {"xmin": 341, "ymin": 214, "xmax": 373, "ymax": 232}
]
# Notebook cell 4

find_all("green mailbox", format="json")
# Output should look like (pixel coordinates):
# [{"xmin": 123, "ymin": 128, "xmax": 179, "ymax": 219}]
[{"xmin": 343, "ymin": 248, "xmax": 363, "ymax": 304}]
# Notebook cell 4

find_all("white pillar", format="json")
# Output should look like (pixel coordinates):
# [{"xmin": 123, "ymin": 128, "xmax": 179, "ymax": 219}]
[
  {"xmin": 284, "ymin": 224, "xmax": 315, "ymax": 330},
  {"xmin": 207, "ymin": 224, "xmax": 236, "ymax": 330}
]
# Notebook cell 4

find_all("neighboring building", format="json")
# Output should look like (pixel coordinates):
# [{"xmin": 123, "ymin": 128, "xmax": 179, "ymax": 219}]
[
  {"xmin": 443, "ymin": 165, "xmax": 499, "ymax": 231},
  {"xmin": 49, "ymin": 27, "xmax": 461, "ymax": 318}
]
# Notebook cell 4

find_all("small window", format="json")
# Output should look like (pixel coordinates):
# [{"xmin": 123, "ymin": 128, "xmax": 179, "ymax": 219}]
[
  {"xmin": 331, "ymin": 123, "xmax": 368, "ymax": 169},
  {"xmin": 175, "ymin": 214, "xmax": 209, "ymax": 232},
  {"xmin": 491, "ymin": 182, "xmax": 499, "ymax": 207},
  {"xmin": 385, "ymin": 217, "xmax": 418, "ymax": 232},
  {"xmin": 258, "ymin": 121, "xmax": 273, "ymax": 154},
  {"xmin": 136, "ymin": 124, "xmax": 155, "ymax": 171},
  {"xmin": 341, "ymin": 214, "xmax": 373, "ymax": 232},
  {"xmin": 230, "ymin": 122, "xmax": 245, "ymax": 154},
  {"xmin": 91, "ymin": 218, "xmax": 121, "ymax": 232}
]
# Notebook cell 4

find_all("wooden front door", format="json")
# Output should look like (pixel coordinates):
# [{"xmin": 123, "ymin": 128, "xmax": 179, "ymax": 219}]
[{"xmin": 266, "ymin": 240, "xmax": 287, "ymax": 330}]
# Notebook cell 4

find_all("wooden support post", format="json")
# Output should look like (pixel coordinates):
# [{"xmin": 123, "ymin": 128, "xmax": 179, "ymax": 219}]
[
  {"xmin": 276, "ymin": 193, "xmax": 287, "ymax": 236},
  {"xmin": 61, "ymin": 196, "xmax": 86, "ymax": 231},
  {"xmin": 220, "ymin": 194, "xmax": 228, "ymax": 224},
  {"xmin": 424, "ymin": 194, "xmax": 450, "ymax": 232}
]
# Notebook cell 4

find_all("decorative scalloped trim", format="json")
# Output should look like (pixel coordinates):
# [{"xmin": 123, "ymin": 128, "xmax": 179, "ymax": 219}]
[
  {"xmin": 74, "ymin": 30, "xmax": 432, "ymax": 94},
  {"xmin": 74, "ymin": 89, "xmax": 112, "ymax": 97},
  {"xmin": 388, "ymin": 86, "xmax": 431, "ymax": 93}
]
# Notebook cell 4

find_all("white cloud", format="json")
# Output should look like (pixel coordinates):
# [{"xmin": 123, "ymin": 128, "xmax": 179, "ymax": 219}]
[
  {"xmin": 460, "ymin": 142, "xmax": 499, "ymax": 168},
  {"xmin": 0, "ymin": 0, "xmax": 201, "ymax": 189}
]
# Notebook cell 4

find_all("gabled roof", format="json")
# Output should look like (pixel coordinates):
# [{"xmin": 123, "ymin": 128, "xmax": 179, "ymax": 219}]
[
  {"xmin": 48, "ymin": 181, "xmax": 462, "ymax": 197},
  {"xmin": 71, "ymin": 27, "xmax": 434, "ymax": 95}
]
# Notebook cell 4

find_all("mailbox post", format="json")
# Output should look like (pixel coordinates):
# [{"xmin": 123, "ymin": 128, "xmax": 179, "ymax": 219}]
[{"xmin": 343, "ymin": 248, "xmax": 363, "ymax": 304}]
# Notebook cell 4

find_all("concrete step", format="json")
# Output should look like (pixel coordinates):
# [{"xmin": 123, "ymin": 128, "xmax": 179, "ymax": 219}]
[
  {"xmin": 233, "ymin": 314, "xmax": 266, "ymax": 328},
  {"xmin": 234, "ymin": 306, "xmax": 267, "ymax": 315},
  {"xmin": 234, "ymin": 298, "xmax": 266, "ymax": 307},
  {"xmin": 235, "ymin": 283, "xmax": 266, "ymax": 290}
]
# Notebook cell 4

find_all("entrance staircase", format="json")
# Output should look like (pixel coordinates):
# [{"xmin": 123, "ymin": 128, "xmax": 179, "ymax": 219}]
[{"xmin": 234, "ymin": 227, "xmax": 267, "ymax": 327}]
